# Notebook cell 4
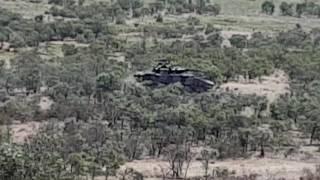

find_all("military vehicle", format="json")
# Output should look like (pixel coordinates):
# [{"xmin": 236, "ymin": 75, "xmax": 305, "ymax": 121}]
[{"xmin": 134, "ymin": 59, "xmax": 214, "ymax": 92}]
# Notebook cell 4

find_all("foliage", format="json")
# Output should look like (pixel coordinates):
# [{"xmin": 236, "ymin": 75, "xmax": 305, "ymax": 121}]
[
  {"xmin": 117, "ymin": 0, "xmax": 144, "ymax": 11},
  {"xmin": 2, "ymin": 1, "xmax": 320, "ymax": 179},
  {"xmin": 280, "ymin": 2, "xmax": 294, "ymax": 16},
  {"xmin": 229, "ymin": 34, "xmax": 248, "ymax": 48},
  {"xmin": 277, "ymin": 26, "xmax": 309, "ymax": 48},
  {"xmin": 296, "ymin": 2, "xmax": 320, "ymax": 18},
  {"xmin": 261, "ymin": 1, "xmax": 275, "ymax": 15}
]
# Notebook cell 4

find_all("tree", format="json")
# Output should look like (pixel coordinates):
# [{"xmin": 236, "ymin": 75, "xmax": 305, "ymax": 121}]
[
  {"xmin": 0, "ymin": 143, "xmax": 25, "ymax": 179},
  {"xmin": 165, "ymin": 144, "xmax": 191, "ymax": 178},
  {"xmin": 248, "ymin": 32, "xmax": 274, "ymax": 48},
  {"xmin": 62, "ymin": 44, "xmax": 78, "ymax": 56},
  {"xmin": 156, "ymin": 14, "xmax": 163, "ymax": 23},
  {"xmin": 277, "ymin": 26, "xmax": 309, "ymax": 48},
  {"xmin": 100, "ymin": 148, "xmax": 123, "ymax": 180},
  {"xmin": 229, "ymin": 34, "xmax": 248, "ymax": 49},
  {"xmin": 78, "ymin": 0, "xmax": 85, "ymax": 6},
  {"xmin": 280, "ymin": 2, "xmax": 294, "ymax": 16},
  {"xmin": 296, "ymin": 2, "xmax": 320, "ymax": 18},
  {"xmin": 117, "ymin": 0, "xmax": 143, "ymax": 17},
  {"xmin": 34, "ymin": 15, "xmax": 43, "ymax": 22},
  {"xmin": 261, "ymin": 1, "xmax": 275, "ymax": 15},
  {"xmin": 124, "ymin": 132, "xmax": 144, "ymax": 160},
  {"xmin": 207, "ymin": 31, "xmax": 223, "ymax": 47},
  {"xmin": 205, "ymin": 4, "xmax": 221, "ymax": 16},
  {"xmin": 49, "ymin": 0, "xmax": 76, "ymax": 7},
  {"xmin": 9, "ymin": 33, "xmax": 25, "ymax": 48},
  {"xmin": 311, "ymin": 28, "xmax": 320, "ymax": 47},
  {"xmin": 25, "ymin": 31, "xmax": 41, "ymax": 47},
  {"xmin": 0, "ymin": 32, "xmax": 6, "ymax": 48},
  {"xmin": 67, "ymin": 152, "xmax": 88, "ymax": 178},
  {"xmin": 296, "ymin": 3, "xmax": 307, "ymax": 17},
  {"xmin": 195, "ymin": 0, "xmax": 206, "ymax": 14},
  {"xmin": 141, "ymin": 7, "xmax": 150, "ymax": 20},
  {"xmin": 11, "ymin": 51, "xmax": 44, "ymax": 93},
  {"xmin": 303, "ymin": 96, "xmax": 320, "ymax": 145},
  {"xmin": 253, "ymin": 125, "xmax": 273, "ymax": 157},
  {"xmin": 48, "ymin": 0, "xmax": 63, "ymax": 5},
  {"xmin": 201, "ymin": 149, "xmax": 211, "ymax": 180},
  {"xmin": 159, "ymin": 126, "xmax": 194, "ymax": 178},
  {"xmin": 96, "ymin": 72, "xmax": 121, "ymax": 92}
]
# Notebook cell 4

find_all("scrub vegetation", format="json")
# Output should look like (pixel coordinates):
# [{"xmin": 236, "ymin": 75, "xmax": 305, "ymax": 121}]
[{"xmin": 1, "ymin": 0, "xmax": 320, "ymax": 179}]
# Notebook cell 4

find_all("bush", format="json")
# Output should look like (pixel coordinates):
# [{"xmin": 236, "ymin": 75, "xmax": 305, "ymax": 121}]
[
  {"xmin": 205, "ymin": 24, "xmax": 220, "ymax": 35},
  {"xmin": 49, "ymin": 6, "xmax": 77, "ymax": 18},
  {"xmin": 207, "ymin": 32, "xmax": 223, "ymax": 47},
  {"xmin": 156, "ymin": 14, "xmax": 163, "ymax": 23},
  {"xmin": 296, "ymin": 2, "xmax": 320, "ymax": 18},
  {"xmin": 48, "ymin": 0, "xmax": 63, "ymax": 5},
  {"xmin": 261, "ymin": 1, "xmax": 275, "ymax": 15},
  {"xmin": 116, "ymin": 16, "xmax": 126, "ymax": 25},
  {"xmin": 311, "ymin": 28, "xmax": 320, "ymax": 47},
  {"xmin": 34, "ymin": 15, "xmax": 44, "ymax": 22},
  {"xmin": 296, "ymin": 3, "xmax": 307, "ymax": 17},
  {"xmin": 229, "ymin": 34, "xmax": 248, "ymax": 48},
  {"xmin": 277, "ymin": 26, "xmax": 309, "ymax": 48},
  {"xmin": 117, "ymin": 0, "xmax": 143, "ymax": 11},
  {"xmin": 186, "ymin": 16, "xmax": 200, "ymax": 26},
  {"xmin": 29, "ymin": 0, "xmax": 42, "ymax": 3},
  {"xmin": 133, "ymin": 9, "xmax": 142, "ymax": 18},
  {"xmin": 248, "ymin": 32, "xmax": 274, "ymax": 48},
  {"xmin": 9, "ymin": 33, "xmax": 25, "ymax": 48},
  {"xmin": 62, "ymin": 44, "xmax": 77, "ymax": 56},
  {"xmin": 205, "ymin": 4, "xmax": 221, "ymax": 16},
  {"xmin": 49, "ymin": 0, "xmax": 75, "ymax": 7},
  {"xmin": 280, "ymin": 2, "xmax": 294, "ymax": 16}
]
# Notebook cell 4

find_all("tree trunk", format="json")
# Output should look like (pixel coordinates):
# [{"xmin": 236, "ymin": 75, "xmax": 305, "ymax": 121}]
[
  {"xmin": 260, "ymin": 141, "xmax": 265, "ymax": 158},
  {"xmin": 184, "ymin": 158, "xmax": 192, "ymax": 180},
  {"xmin": 5, "ymin": 78, "xmax": 10, "ymax": 95},
  {"xmin": 105, "ymin": 169, "xmax": 109, "ymax": 180},
  {"xmin": 310, "ymin": 126, "xmax": 317, "ymax": 145},
  {"xmin": 91, "ymin": 168, "xmax": 96, "ymax": 180},
  {"xmin": 157, "ymin": 145, "xmax": 163, "ymax": 157},
  {"xmin": 129, "ymin": 1, "xmax": 133, "ymax": 18}
]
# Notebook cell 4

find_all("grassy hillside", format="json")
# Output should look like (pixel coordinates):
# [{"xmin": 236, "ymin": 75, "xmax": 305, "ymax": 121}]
[
  {"xmin": 215, "ymin": 0, "xmax": 302, "ymax": 15},
  {"xmin": 2, "ymin": 0, "xmax": 320, "ymax": 179}
]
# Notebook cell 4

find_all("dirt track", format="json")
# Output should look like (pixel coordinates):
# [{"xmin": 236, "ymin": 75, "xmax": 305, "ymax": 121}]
[
  {"xmin": 220, "ymin": 70, "xmax": 290, "ymax": 103},
  {"xmin": 95, "ymin": 157, "xmax": 317, "ymax": 180}
]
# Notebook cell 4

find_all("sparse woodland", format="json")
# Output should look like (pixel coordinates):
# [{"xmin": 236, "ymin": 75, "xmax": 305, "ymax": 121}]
[{"xmin": 1, "ymin": 0, "xmax": 320, "ymax": 179}]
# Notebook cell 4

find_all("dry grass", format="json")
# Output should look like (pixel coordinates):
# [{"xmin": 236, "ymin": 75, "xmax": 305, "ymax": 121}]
[
  {"xmin": 113, "ymin": 157, "xmax": 317, "ymax": 180},
  {"xmin": 7, "ymin": 121, "xmax": 42, "ymax": 143},
  {"xmin": 220, "ymin": 70, "xmax": 290, "ymax": 103},
  {"xmin": 0, "ymin": 0, "xmax": 51, "ymax": 18},
  {"xmin": 38, "ymin": 96, "xmax": 54, "ymax": 111},
  {"xmin": 0, "ymin": 51, "xmax": 15, "ymax": 69},
  {"xmin": 41, "ymin": 42, "xmax": 65, "ymax": 58},
  {"xmin": 48, "ymin": 40, "xmax": 89, "ymax": 47},
  {"xmin": 214, "ymin": 0, "xmax": 302, "ymax": 16},
  {"xmin": 200, "ymin": 14, "xmax": 320, "ymax": 33}
]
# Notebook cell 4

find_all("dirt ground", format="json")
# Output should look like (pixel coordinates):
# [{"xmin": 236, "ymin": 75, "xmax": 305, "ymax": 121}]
[
  {"xmin": 38, "ymin": 96, "xmax": 54, "ymax": 111},
  {"xmin": 101, "ymin": 157, "xmax": 317, "ymax": 180},
  {"xmin": 8, "ymin": 121, "xmax": 42, "ymax": 143},
  {"xmin": 220, "ymin": 70, "xmax": 290, "ymax": 103},
  {"xmin": 7, "ymin": 120, "xmax": 320, "ymax": 180}
]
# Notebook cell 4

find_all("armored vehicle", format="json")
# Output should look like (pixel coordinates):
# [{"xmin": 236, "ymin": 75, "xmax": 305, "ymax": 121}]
[{"xmin": 134, "ymin": 60, "xmax": 214, "ymax": 92}]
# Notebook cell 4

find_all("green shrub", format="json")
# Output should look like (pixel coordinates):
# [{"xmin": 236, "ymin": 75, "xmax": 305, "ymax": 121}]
[
  {"xmin": 261, "ymin": 1, "xmax": 275, "ymax": 15},
  {"xmin": 280, "ymin": 2, "xmax": 294, "ymax": 16}
]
